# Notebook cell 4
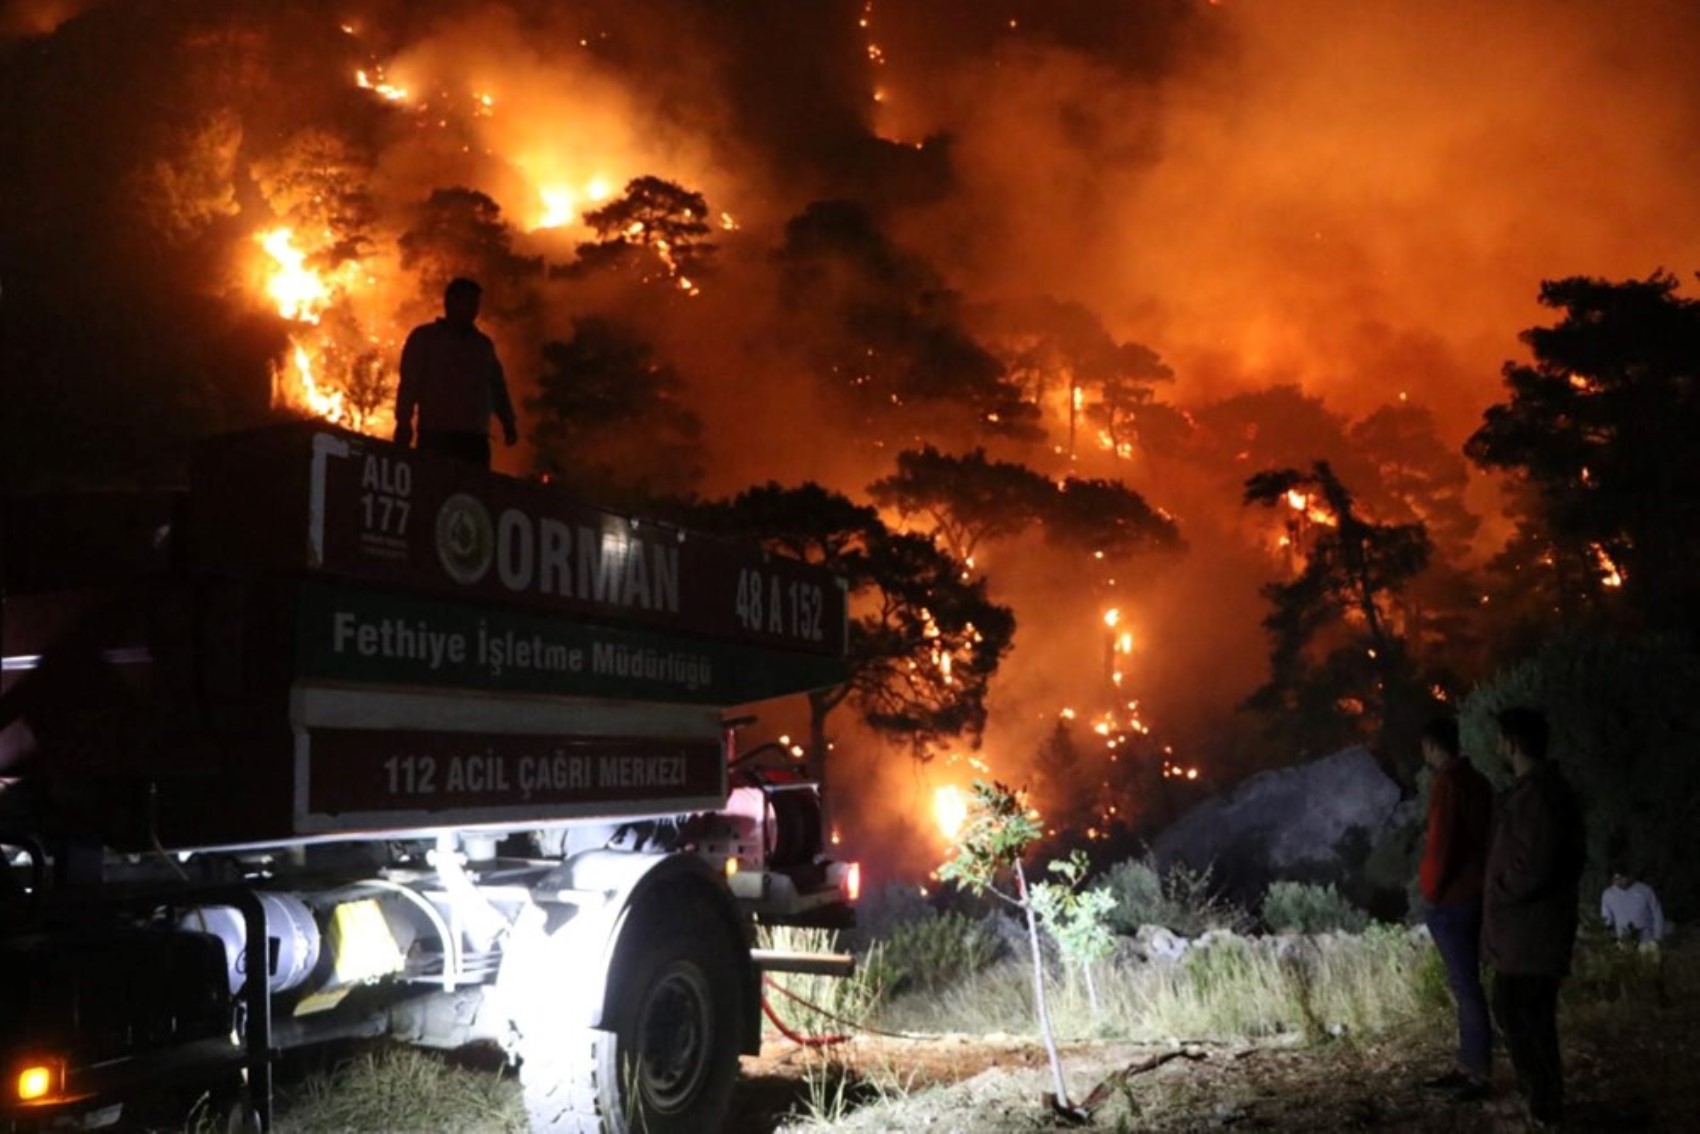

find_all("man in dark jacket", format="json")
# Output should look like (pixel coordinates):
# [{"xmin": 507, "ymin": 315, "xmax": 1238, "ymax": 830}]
[
  {"xmin": 1483, "ymin": 706, "xmax": 1586, "ymax": 1129},
  {"xmin": 394, "ymin": 277, "xmax": 519, "ymax": 467},
  {"xmin": 1417, "ymin": 716, "xmax": 1494, "ymax": 1099}
]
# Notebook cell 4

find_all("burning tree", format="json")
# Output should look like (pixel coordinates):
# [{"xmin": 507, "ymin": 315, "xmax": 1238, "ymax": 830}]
[
  {"xmin": 1466, "ymin": 272, "xmax": 1700, "ymax": 634},
  {"xmin": 249, "ymin": 128, "xmax": 378, "ymax": 267},
  {"xmin": 1243, "ymin": 461, "xmax": 1434, "ymax": 773},
  {"xmin": 573, "ymin": 175, "xmax": 718, "ymax": 291},
  {"xmin": 685, "ymin": 483, "xmax": 1015, "ymax": 780},
  {"xmin": 1088, "ymin": 341, "xmax": 1178, "ymax": 461}
]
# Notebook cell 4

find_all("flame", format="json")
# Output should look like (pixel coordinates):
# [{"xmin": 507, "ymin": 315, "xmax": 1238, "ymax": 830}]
[
  {"xmin": 258, "ymin": 228, "xmax": 330, "ymax": 323},
  {"xmin": 531, "ymin": 177, "xmax": 615, "ymax": 231},
  {"xmin": 537, "ymin": 186, "xmax": 577, "ymax": 229},
  {"xmin": 933, "ymin": 785, "xmax": 968, "ymax": 840},
  {"xmin": 275, "ymin": 342, "xmax": 347, "ymax": 424},
  {"xmin": 1591, "ymin": 543, "xmax": 1625, "ymax": 588},
  {"xmin": 354, "ymin": 68, "xmax": 410, "ymax": 103},
  {"xmin": 254, "ymin": 225, "xmax": 388, "ymax": 432}
]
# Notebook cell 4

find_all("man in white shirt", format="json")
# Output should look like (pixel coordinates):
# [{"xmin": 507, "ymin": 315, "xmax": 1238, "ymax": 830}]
[{"xmin": 1601, "ymin": 869, "xmax": 1666, "ymax": 944}]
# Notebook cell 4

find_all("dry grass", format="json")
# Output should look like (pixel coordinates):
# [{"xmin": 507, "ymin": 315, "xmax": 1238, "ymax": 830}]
[
  {"xmin": 273, "ymin": 1044, "xmax": 526, "ymax": 1134},
  {"xmin": 876, "ymin": 925, "xmax": 1450, "ymax": 1045}
]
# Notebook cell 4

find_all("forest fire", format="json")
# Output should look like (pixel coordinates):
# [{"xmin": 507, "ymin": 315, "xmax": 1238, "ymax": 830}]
[
  {"xmin": 256, "ymin": 228, "xmax": 360, "ymax": 425},
  {"xmin": 7, "ymin": 0, "xmax": 1697, "ymax": 913}
]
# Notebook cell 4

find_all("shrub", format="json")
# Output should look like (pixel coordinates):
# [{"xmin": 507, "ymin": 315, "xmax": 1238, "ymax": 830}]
[
  {"xmin": 849, "ymin": 881, "xmax": 936, "ymax": 951},
  {"xmin": 1102, "ymin": 856, "xmax": 1251, "ymax": 936},
  {"xmin": 879, "ymin": 911, "xmax": 1001, "ymax": 994},
  {"xmin": 1261, "ymin": 881, "xmax": 1369, "ymax": 934}
]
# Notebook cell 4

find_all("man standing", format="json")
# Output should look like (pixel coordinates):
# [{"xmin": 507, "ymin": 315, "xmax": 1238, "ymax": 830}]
[
  {"xmin": 1601, "ymin": 867, "xmax": 1666, "ymax": 945},
  {"xmin": 1417, "ymin": 716, "xmax": 1494, "ymax": 1100},
  {"xmin": 394, "ymin": 277, "xmax": 519, "ymax": 467},
  {"xmin": 1483, "ymin": 706, "xmax": 1587, "ymax": 1130}
]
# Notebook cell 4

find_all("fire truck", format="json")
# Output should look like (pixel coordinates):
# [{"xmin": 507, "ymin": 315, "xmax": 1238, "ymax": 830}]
[{"xmin": 0, "ymin": 423, "xmax": 858, "ymax": 1133}]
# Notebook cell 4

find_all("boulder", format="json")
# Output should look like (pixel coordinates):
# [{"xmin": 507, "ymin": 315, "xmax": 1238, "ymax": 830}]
[
  {"xmin": 1151, "ymin": 745, "xmax": 1404, "ymax": 902},
  {"xmin": 1133, "ymin": 924, "xmax": 1190, "ymax": 964}
]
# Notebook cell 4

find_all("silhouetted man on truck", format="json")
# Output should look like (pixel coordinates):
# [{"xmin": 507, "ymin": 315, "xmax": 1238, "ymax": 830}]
[{"xmin": 393, "ymin": 277, "xmax": 518, "ymax": 467}]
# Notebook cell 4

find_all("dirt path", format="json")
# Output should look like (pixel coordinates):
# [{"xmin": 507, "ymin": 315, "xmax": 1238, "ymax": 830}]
[{"xmin": 727, "ymin": 1007, "xmax": 1697, "ymax": 1132}]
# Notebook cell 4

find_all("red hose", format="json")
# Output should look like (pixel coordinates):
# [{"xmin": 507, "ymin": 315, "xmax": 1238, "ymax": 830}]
[{"xmin": 761, "ymin": 976, "xmax": 852, "ymax": 1047}]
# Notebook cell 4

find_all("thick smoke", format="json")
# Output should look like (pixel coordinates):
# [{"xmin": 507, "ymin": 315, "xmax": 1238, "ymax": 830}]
[{"xmin": 5, "ymin": 0, "xmax": 1698, "ymax": 878}]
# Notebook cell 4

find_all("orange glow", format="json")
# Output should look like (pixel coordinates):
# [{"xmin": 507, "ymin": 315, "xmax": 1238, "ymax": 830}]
[
  {"xmin": 842, "ymin": 861, "xmax": 862, "ymax": 903},
  {"xmin": 933, "ymin": 785, "xmax": 968, "ymax": 840},
  {"xmin": 532, "ymin": 177, "xmax": 616, "ymax": 231}
]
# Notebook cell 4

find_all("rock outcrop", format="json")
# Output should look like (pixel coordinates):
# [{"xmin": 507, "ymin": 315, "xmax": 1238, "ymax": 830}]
[{"xmin": 1151, "ymin": 745, "xmax": 1406, "ymax": 902}]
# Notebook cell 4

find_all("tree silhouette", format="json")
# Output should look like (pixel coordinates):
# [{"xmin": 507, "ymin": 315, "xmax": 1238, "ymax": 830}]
[
  {"xmin": 529, "ymin": 316, "xmax": 704, "ymax": 507},
  {"xmin": 776, "ymin": 200, "xmax": 1039, "ymax": 441},
  {"xmin": 1244, "ymin": 461, "xmax": 1434, "ymax": 772},
  {"xmin": 1089, "ymin": 341, "xmax": 1177, "ymax": 459},
  {"xmin": 973, "ymin": 297, "xmax": 1190, "ymax": 461},
  {"xmin": 398, "ymin": 188, "xmax": 543, "ymax": 320},
  {"xmin": 868, "ymin": 446, "xmax": 1054, "ymax": 561},
  {"xmin": 1467, "ymin": 272, "xmax": 1700, "ymax": 632},
  {"xmin": 1046, "ymin": 476, "xmax": 1184, "ymax": 561},
  {"xmin": 686, "ymin": 483, "xmax": 1015, "ymax": 770}
]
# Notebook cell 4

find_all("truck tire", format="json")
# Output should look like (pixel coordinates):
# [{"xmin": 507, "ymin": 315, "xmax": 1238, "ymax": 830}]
[{"xmin": 520, "ymin": 887, "xmax": 743, "ymax": 1134}]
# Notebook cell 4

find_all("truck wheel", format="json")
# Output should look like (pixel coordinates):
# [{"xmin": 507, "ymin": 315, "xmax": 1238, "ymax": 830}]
[{"xmin": 521, "ymin": 888, "xmax": 743, "ymax": 1134}]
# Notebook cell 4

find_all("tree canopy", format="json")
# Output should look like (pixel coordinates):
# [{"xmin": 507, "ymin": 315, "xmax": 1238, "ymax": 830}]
[
  {"xmin": 529, "ymin": 315, "xmax": 704, "ymax": 507},
  {"xmin": 775, "ymin": 200, "xmax": 1040, "ymax": 442},
  {"xmin": 868, "ymin": 446, "xmax": 1055, "ymax": 561},
  {"xmin": 687, "ymin": 482, "xmax": 1015, "ymax": 760},
  {"xmin": 574, "ymin": 175, "xmax": 718, "ymax": 285},
  {"xmin": 1466, "ymin": 272, "xmax": 1700, "ymax": 632},
  {"xmin": 1243, "ymin": 461, "xmax": 1434, "ymax": 769}
]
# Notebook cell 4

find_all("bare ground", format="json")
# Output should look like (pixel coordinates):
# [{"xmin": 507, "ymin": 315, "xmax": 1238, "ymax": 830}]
[{"xmin": 727, "ymin": 997, "xmax": 1697, "ymax": 1133}]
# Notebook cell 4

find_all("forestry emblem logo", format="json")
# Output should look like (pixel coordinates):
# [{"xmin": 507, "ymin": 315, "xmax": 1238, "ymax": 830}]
[{"xmin": 435, "ymin": 493, "xmax": 494, "ymax": 584}]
